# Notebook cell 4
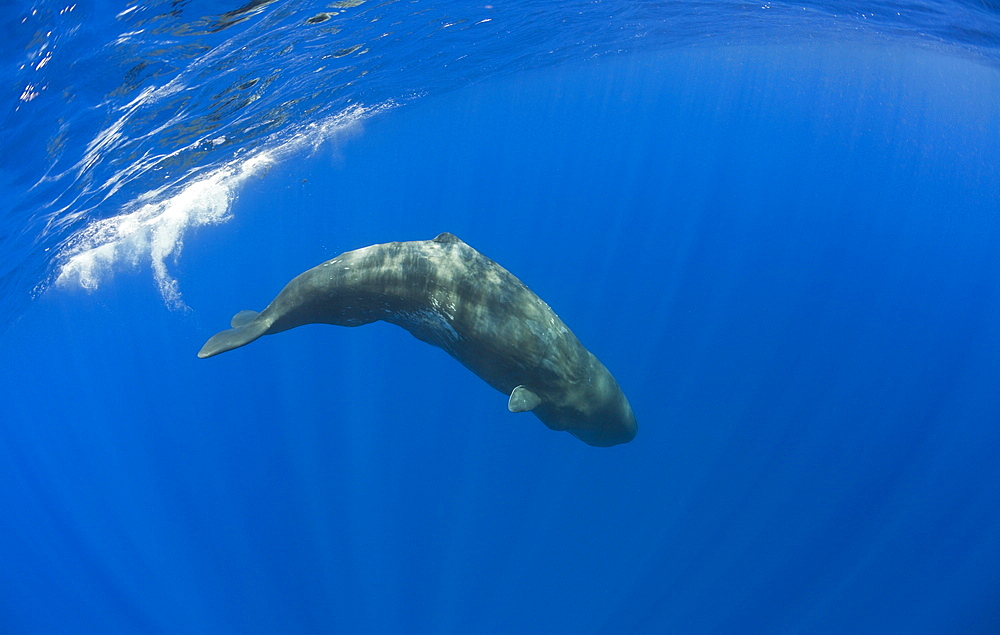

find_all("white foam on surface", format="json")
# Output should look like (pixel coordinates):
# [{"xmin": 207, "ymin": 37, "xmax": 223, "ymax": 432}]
[
  {"xmin": 55, "ymin": 153, "xmax": 265, "ymax": 309},
  {"xmin": 54, "ymin": 103, "xmax": 390, "ymax": 309}
]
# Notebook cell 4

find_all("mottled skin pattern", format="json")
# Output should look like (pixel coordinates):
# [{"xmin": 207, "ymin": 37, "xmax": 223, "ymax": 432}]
[{"xmin": 198, "ymin": 233, "xmax": 636, "ymax": 446}]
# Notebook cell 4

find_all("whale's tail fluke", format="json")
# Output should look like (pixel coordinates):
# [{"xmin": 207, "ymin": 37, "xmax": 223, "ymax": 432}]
[{"xmin": 197, "ymin": 310, "xmax": 268, "ymax": 358}]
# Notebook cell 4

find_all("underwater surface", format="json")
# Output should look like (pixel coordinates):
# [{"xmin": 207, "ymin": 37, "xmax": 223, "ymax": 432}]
[{"xmin": 3, "ymin": 0, "xmax": 1000, "ymax": 632}]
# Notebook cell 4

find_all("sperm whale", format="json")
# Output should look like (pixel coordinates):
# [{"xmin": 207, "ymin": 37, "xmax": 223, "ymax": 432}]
[{"xmin": 198, "ymin": 233, "xmax": 636, "ymax": 447}]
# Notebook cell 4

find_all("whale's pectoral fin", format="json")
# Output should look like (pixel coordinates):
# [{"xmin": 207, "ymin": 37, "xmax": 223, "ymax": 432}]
[
  {"xmin": 197, "ymin": 310, "xmax": 268, "ymax": 359},
  {"xmin": 508, "ymin": 385, "xmax": 541, "ymax": 413}
]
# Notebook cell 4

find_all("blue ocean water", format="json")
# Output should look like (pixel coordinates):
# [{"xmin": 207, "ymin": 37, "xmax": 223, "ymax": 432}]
[{"xmin": 3, "ymin": 0, "xmax": 1000, "ymax": 633}]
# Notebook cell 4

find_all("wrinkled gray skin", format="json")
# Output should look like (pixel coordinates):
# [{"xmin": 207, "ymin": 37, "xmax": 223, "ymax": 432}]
[{"xmin": 198, "ymin": 233, "xmax": 636, "ymax": 447}]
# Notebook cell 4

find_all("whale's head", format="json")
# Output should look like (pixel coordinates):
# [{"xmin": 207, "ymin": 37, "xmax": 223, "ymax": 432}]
[{"xmin": 533, "ymin": 364, "xmax": 637, "ymax": 447}]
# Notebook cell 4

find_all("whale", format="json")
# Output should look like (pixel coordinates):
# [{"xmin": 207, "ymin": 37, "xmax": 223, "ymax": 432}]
[{"xmin": 198, "ymin": 233, "xmax": 637, "ymax": 447}]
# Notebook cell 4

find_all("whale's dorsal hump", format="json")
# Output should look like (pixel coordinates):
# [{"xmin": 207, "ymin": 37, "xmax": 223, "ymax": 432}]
[
  {"xmin": 508, "ymin": 385, "xmax": 541, "ymax": 413},
  {"xmin": 433, "ymin": 232, "xmax": 463, "ymax": 244}
]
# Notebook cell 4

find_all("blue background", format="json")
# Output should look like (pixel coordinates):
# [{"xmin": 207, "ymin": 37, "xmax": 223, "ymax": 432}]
[{"xmin": 3, "ymin": 4, "xmax": 1000, "ymax": 633}]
